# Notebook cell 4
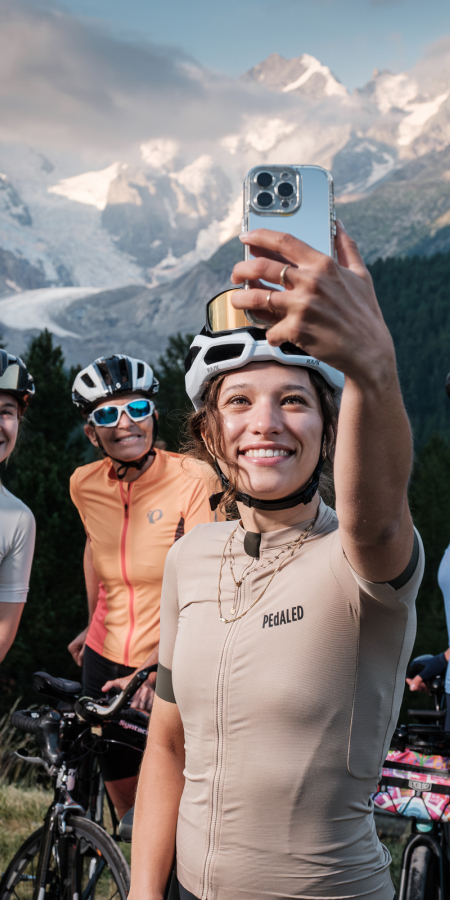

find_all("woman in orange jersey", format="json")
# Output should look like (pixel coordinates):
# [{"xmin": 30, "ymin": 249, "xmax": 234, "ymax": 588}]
[{"xmin": 68, "ymin": 354, "xmax": 221, "ymax": 818}]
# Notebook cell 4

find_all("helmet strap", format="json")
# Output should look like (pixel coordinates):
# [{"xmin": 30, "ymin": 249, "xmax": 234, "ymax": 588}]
[
  {"xmin": 94, "ymin": 412, "xmax": 158, "ymax": 481},
  {"xmin": 209, "ymin": 451, "xmax": 325, "ymax": 512}
]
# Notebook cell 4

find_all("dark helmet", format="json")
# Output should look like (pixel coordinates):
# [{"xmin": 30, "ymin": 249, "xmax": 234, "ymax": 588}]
[
  {"xmin": 72, "ymin": 354, "xmax": 159, "ymax": 417},
  {"xmin": 0, "ymin": 351, "xmax": 35, "ymax": 409}
]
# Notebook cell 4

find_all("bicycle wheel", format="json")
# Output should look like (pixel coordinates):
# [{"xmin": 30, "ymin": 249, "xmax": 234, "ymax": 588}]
[
  {"xmin": 405, "ymin": 845, "xmax": 439, "ymax": 900},
  {"xmin": 0, "ymin": 816, "xmax": 130, "ymax": 900}
]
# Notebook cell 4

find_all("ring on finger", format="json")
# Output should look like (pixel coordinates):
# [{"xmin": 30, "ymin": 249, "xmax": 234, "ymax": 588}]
[
  {"xmin": 280, "ymin": 264, "xmax": 290, "ymax": 288},
  {"xmin": 266, "ymin": 291, "xmax": 275, "ymax": 315}
]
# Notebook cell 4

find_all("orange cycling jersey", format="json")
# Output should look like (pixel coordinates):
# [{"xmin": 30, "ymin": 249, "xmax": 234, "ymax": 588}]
[{"xmin": 70, "ymin": 450, "xmax": 221, "ymax": 668}]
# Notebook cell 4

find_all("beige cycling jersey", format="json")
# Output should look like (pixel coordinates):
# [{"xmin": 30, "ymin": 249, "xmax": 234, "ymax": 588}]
[{"xmin": 156, "ymin": 500, "xmax": 424, "ymax": 900}]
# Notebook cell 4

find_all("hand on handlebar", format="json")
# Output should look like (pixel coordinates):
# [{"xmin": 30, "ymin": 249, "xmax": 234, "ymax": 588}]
[
  {"xmin": 102, "ymin": 669, "xmax": 157, "ymax": 713},
  {"xmin": 406, "ymin": 674, "xmax": 429, "ymax": 694},
  {"xmin": 406, "ymin": 649, "xmax": 450, "ymax": 693}
]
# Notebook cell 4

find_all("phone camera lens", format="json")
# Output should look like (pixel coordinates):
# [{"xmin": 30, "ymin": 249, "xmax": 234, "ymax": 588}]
[
  {"xmin": 256, "ymin": 172, "xmax": 273, "ymax": 188},
  {"xmin": 278, "ymin": 182, "xmax": 294, "ymax": 198},
  {"xmin": 256, "ymin": 191, "xmax": 274, "ymax": 208},
  {"xmin": 281, "ymin": 200, "xmax": 290, "ymax": 209}
]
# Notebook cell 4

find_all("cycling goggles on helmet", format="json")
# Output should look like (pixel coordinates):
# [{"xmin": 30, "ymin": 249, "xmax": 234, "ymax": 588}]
[
  {"xmin": 87, "ymin": 399, "xmax": 155, "ymax": 428},
  {"xmin": 206, "ymin": 289, "xmax": 257, "ymax": 333}
]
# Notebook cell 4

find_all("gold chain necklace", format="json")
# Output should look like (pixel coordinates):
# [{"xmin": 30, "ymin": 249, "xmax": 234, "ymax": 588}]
[{"xmin": 218, "ymin": 515, "xmax": 317, "ymax": 624}]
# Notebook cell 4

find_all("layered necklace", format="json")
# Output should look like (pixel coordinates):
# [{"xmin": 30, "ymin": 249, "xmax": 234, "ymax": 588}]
[{"xmin": 217, "ymin": 514, "xmax": 318, "ymax": 624}]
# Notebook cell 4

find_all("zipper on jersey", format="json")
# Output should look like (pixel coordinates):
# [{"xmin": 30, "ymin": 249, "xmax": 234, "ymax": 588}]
[
  {"xmin": 201, "ymin": 571, "xmax": 255, "ymax": 899},
  {"xmin": 119, "ymin": 482, "xmax": 135, "ymax": 667}
]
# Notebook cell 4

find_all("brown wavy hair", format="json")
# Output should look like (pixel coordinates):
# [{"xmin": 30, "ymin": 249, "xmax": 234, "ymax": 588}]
[{"xmin": 184, "ymin": 367, "xmax": 340, "ymax": 512}]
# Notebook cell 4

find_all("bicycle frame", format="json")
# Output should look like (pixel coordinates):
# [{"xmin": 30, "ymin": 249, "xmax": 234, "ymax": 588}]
[{"xmin": 31, "ymin": 767, "xmax": 85, "ymax": 900}]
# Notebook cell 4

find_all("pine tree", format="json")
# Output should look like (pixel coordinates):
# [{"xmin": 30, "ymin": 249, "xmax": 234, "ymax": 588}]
[
  {"xmin": 408, "ymin": 434, "xmax": 450, "ymax": 656},
  {"xmin": 154, "ymin": 333, "xmax": 194, "ymax": 450}
]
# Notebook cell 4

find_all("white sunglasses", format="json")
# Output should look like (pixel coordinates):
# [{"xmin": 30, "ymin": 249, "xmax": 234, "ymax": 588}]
[{"xmin": 88, "ymin": 399, "xmax": 155, "ymax": 428}]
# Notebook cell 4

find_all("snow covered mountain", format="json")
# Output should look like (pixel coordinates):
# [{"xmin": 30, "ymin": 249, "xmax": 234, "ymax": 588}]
[
  {"xmin": 0, "ymin": 238, "xmax": 242, "ymax": 367},
  {"xmin": 241, "ymin": 53, "xmax": 348, "ymax": 100},
  {"xmin": 3, "ymin": 46, "xmax": 450, "ymax": 352}
]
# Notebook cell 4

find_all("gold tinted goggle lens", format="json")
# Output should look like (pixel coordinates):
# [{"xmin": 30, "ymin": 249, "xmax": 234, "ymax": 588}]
[{"xmin": 206, "ymin": 289, "xmax": 254, "ymax": 333}]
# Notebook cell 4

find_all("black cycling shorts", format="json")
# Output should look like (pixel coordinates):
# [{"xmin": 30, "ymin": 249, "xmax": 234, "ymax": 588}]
[
  {"xmin": 177, "ymin": 882, "xmax": 195, "ymax": 900},
  {"xmin": 82, "ymin": 644, "xmax": 141, "ymax": 782}
]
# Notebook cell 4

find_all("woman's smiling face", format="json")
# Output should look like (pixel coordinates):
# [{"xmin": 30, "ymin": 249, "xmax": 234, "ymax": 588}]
[
  {"xmin": 216, "ymin": 362, "xmax": 324, "ymax": 501},
  {"xmin": 84, "ymin": 392, "xmax": 155, "ymax": 462},
  {"xmin": 0, "ymin": 393, "xmax": 20, "ymax": 464}
]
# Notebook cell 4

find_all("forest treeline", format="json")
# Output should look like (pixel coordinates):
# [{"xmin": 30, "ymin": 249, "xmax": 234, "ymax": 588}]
[{"xmin": 1, "ymin": 248, "xmax": 450, "ymax": 711}]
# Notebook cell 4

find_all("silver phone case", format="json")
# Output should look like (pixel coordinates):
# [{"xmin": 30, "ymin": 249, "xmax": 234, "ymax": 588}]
[{"xmin": 242, "ymin": 165, "xmax": 335, "ymax": 327}]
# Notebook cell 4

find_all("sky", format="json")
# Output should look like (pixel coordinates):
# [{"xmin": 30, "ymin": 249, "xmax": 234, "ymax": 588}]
[
  {"xmin": 1, "ymin": 0, "xmax": 450, "ymax": 159},
  {"xmin": 51, "ymin": 0, "xmax": 450, "ymax": 91}
]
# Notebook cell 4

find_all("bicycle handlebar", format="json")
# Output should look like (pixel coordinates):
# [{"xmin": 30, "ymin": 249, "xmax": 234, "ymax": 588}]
[
  {"xmin": 11, "ymin": 708, "xmax": 64, "ymax": 765},
  {"xmin": 11, "ymin": 710, "xmax": 42, "ymax": 735},
  {"xmin": 75, "ymin": 664, "xmax": 158, "ymax": 722},
  {"xmin": 11, "ymin": 664, "xmax": 158, "ymax": 738}
]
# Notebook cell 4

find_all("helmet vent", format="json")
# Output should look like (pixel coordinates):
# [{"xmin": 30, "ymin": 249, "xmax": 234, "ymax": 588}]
[
  {"xmin": 204, "ymin": 344, "xmax": 245, "ymax": 366},
  {"xmin": 279, "ymin": 342, "xmax": 308, "ymax": 356},
  {"xmin": 118, "ymin": 359, "xmax": 129, "ymax": 383},
  {"xmin": 97, "ymin": 362, "xmax": 113, "ymax": 386},
  {"xmin": 185, "ymin": 346, "xmax": 201, "ymax": 374},
  {"xmin": 81, "ymin": 373, "xmax": 95, "ymax": 388},
  {"xmin": 137, "ymin": 362, "xmax": 145, "ymax": 379}
]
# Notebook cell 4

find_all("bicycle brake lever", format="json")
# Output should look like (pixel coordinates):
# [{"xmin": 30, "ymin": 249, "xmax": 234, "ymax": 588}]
[{"xmin": 14, "ymin": 748, "xmax": 52, "ymax": 775}]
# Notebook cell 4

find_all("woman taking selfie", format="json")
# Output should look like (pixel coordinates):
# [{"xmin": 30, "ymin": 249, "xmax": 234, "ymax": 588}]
[
  {"xmin": 129, "ymin": 223, "xmax": 423, "ymax": 900},
  {"xmin": 0, "ymin": 352, "xmax": 35, "ymax": 663}
]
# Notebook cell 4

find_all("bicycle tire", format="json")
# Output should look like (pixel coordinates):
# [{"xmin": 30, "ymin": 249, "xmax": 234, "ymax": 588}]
[
  {"xmin": 0, "ymin": 815, "xmax": 130, "ymax": 900},
  {"xmin": 405, "ymin": 845, "xmax": 439, "ymax": 900}
]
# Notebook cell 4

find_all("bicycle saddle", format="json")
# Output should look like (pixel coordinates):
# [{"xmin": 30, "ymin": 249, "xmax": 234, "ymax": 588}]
[{"xmin": 33, "ymin": 671, "xmax": 82, "ymax": 702}]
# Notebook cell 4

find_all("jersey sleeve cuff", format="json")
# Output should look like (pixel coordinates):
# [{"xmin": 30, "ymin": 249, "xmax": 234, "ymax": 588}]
[{"xmin": 155, "ymin": 663, "xmax": 176, "ymax": 703}]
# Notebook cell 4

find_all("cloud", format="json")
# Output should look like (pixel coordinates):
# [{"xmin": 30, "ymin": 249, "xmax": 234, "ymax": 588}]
[
  {"xmin": 409, "ymin": 34, "xmax": 450, "ymax": 94},
  {"xmin": 0, "ymin": 0, "xmax": 297, "ymax": 156}
]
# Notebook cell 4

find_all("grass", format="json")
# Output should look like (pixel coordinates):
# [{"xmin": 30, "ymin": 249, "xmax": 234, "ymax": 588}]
[
  {"xmin": 384, "ymin": 837, "xmax": 403, "ymax": 893},
  {"xmin": 0, "ymin": 784, "xmax": 51, "ymax": 872}
]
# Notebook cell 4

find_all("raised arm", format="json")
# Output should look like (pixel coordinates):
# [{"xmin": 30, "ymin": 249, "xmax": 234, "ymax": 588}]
[{"xmin": 231, "ymin": 222, "xmax": 414, "ymax": 583}]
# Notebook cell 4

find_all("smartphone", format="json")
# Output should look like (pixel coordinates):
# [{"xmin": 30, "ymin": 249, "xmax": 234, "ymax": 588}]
[{"xmin": 242, "ymin": 165, "xmax": 335, "ymax": 326}]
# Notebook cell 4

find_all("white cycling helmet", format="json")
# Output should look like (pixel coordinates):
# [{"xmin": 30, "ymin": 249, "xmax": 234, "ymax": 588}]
[
  {"xmin": 185, "ymin": 289, "xmax": 344, "ymax": 411},
  {"xmin": 72, "ymin": 354, "xmax": 159, "ymax": 415},
  {"xmin": 185, "ymin": 290, "xmax": 345, "ymax": 513}
]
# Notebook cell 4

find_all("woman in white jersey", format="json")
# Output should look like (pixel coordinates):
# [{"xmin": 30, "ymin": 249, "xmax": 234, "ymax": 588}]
[
  {"xmin": 0, "ymin": 352, "xmax": 35, "ymax": 663},
  {"xmin": 129, "ymin": 223, "xmax": 423, "ymax": 900}
]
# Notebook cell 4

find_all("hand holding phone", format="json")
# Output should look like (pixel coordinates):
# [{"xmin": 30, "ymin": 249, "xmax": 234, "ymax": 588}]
[
  {"xmin": 242, "ymin": 165, "xmax": 335, "ymax": 327},
  {"xmin": 231, "ymin": 220, "xmax": 385, "ymax": 383}
]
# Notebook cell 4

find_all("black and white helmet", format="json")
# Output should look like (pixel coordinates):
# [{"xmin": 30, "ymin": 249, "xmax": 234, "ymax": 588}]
[
  {"xmin": 72, "ymin": 354, "xmax": 159, "ymax": 415},
  {"xmin": 0, "ymin": 351, "xmax": 35, "ymax": 409},
  {"xmin": 185, "ymin": 330, "xmax": 344, "ymax": 411}
]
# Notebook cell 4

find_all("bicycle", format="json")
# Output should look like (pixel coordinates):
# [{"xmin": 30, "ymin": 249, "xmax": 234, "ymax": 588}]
[
  {"xmin": 373, "ymin": 654, "xmax": 450, "ymax": 900},
  {"xmin": 0, "ymin": 665, "xmax": 156, "ymax": 900}
]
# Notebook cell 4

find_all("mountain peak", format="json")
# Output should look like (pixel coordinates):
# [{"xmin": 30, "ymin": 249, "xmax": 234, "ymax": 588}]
[{"xmin": 242, "ymin": 52, "xmax": 348, "ymax": 100}]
